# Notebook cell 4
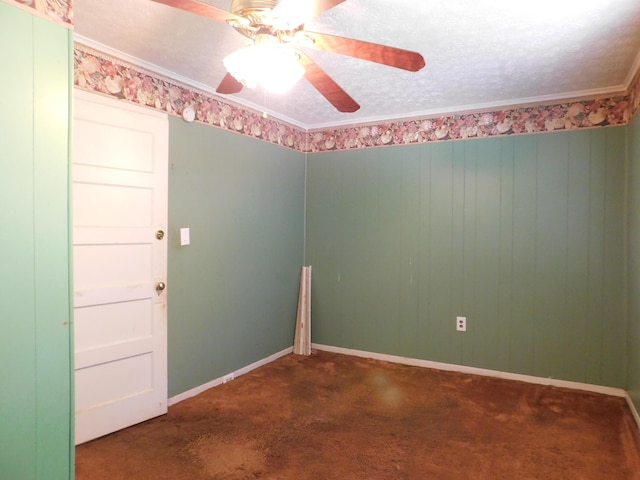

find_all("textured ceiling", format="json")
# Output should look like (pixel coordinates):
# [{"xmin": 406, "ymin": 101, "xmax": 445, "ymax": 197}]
[{"xmin": 74, "ymin": 0, "xmax": 640, "ymax": 129}]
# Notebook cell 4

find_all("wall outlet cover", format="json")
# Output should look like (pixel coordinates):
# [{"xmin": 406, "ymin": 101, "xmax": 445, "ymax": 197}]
[{"xmin": 456, "ymin": 316, "xmax": 467, "ymax": 332}]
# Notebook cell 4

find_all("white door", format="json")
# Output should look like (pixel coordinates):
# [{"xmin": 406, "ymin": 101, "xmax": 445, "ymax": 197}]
[{"xmin": 73, "ymin": 90, "xmax": 168, "ymax": 445}]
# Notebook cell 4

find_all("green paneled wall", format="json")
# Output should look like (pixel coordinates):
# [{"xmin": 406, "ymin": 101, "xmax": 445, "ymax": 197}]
[
  {"xmin": 0, "ymin": 3, "xmax": 73, "ymax": 479},
  {"xmin": 0, "ymin": 0, "xmax": 636, "ymax": 474},
  {"xmin": 167, "ymin": 119, "xmax": 305, "ymax": 396},
  {"xmin": 627, "ymin": 113, "xmax": 640, "ymax": 408},
  {"xmin": 306, "ymin": 129, "xmax": 627, "ymax": 388}
]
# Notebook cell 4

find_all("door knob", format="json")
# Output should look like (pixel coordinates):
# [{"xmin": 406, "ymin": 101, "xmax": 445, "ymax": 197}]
[
  {"xmin": 156, "ymin": 230, "xmax": 165, "ymax": 240},
  {"xmin": 156, "ymin": 282, "xmax": 166, "ymax": 292}
]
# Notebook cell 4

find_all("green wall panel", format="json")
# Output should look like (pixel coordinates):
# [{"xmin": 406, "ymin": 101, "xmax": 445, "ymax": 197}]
[
  {"xmin": 601, "ymin": 127, "xmax": 626, "ymax": 386},
  {"xmin": 0, "ymin": 3, "xmax": 72, "ymax": 479},
  {"xmin": 168, "ymin": 120, "xmax": 305, "ymax": 397},
  {"xmin": 627, "ymin": 113, "xmax": 640, "ymax": 408},
  {"xmin": 0, "ymin": 7, "xmax": 37, "ymax": 477},
  {"xmin": 306, "ymin": 129, "xmax": 627, "ymax": 388},
  {"xmin": 33, "ymin": 18, "xmax": 73, "ymax": 479}
]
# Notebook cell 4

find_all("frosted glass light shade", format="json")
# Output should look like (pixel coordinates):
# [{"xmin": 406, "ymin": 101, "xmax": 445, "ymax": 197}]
[{"xmin": 223, "ymin": 43, "xmax": 305, "ymax": 94}]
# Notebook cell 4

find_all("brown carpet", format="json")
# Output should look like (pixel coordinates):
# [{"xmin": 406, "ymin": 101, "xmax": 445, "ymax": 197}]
[{"xmin": 76, "ymin": 351, "xmax": 640, "ymax": 479}]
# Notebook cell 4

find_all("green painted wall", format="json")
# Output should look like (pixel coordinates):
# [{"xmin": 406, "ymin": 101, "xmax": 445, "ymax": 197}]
[
  {"xmin": 0, "ymin": 0, "xmax": 634, "ymax": 472},
  {"xmin": 167, "ymin": 119, "xmax": 305, "ymax": 396},
  {"xmin": 306, "ymin": 129, "xmax": 627, "ymax": 388},
  {"xmin": 0, "ymin": 3, "xmax": 73, "ymax": 479},
  {"xmin": 628, "ymin": 113, "xmax": 640, "ymax": 407}
]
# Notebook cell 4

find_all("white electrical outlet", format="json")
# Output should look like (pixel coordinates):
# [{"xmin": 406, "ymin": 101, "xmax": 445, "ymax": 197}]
[
  {"xmin": 222, "ymin": 373, "xmax": 235, "ymax": 384},
  {"xmin": 456, "ymin": 316, "xmax": 467, "ymax": 332}
]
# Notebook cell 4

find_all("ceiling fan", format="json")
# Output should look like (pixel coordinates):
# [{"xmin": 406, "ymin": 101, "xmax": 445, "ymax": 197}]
[{"xmin": 149, "ymin": 0, "xmax": 426, "ymax": 113}]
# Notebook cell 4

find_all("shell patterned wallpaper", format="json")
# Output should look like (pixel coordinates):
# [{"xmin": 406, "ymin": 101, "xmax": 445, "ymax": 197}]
[
  {"xmin": 307, "ymin": 96, "xmax": 631, "ymax": 152},
  {"xmin": 74, "ymin": 42, "xmax": 640, "ymax": 153},
  {"xmin": 10, "ymin": 0, "xmax": 72, "ymax": 25}
]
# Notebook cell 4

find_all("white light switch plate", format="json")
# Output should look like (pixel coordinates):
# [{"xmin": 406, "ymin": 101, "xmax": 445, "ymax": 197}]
[{"xmin": 180, "ymin": 227, "xmax": 190, "ymax": 246}]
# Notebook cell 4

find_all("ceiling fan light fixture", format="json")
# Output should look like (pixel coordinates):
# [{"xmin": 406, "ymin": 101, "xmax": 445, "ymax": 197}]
[
  {"xmin": 223, "ymin": 34, "xmax": 305, "ymax": 94},
  {"xmin": 155, "ymin": 0, "xmax": 424, "ymax": 112}
]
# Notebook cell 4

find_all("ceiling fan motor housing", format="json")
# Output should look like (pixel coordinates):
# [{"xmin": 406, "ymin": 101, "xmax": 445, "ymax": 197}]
[
  {"xmin": 229, "ymin": 0, "xmax": 284, "ymax": 39},
  {"xmin": 230, "ymin": 0, "xmax": 280, "ymax": 18}
]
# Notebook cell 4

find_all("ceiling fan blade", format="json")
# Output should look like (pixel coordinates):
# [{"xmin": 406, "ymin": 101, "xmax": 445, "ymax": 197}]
[
  {"xmin": 216, "ymin": 72, "xmax": 244, "ymax": 94},
  {"xmin": 149, "ymin": 0, "xmax": 243, "ymax": 24},
  {"xmin": 297, "ymin": 52, "xmax": 360, "ymax": 113},
  {"xmin": 270, "ymin": 0, "xmax": 347, "ymax": 28},
  {"xmin": 301, "ymin": 31, "xmax": 425, "ymax": 72}
]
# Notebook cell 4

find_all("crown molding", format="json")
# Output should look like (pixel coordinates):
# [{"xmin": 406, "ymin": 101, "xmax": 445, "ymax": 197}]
[
  {"xmin": 625, "ymin": 48, "xmax": 640, "ymax": 91},
  {"xmin": 306, "ymin": 86, "xmax": 630, "ymax": 131}
]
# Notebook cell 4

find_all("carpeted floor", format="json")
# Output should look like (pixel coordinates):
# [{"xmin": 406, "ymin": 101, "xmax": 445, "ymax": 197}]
[{"xmin": 76, "ymin": 351, "xmax": 640, "ymax": 479}]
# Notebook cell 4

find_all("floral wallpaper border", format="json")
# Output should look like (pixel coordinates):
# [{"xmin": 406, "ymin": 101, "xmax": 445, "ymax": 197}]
[
  {"xmin": 308, "ymin": 68, "xmax": 640, "ymax": 153},
  {"xmin": 307, "ymin": 94, "xmax": 633, "ymax": 153},
  {"xmin": 74, "ymin": 44, "xmax": 307, "ymax": 151},
  {"xmin": 8, "ymin": 0, "xmax": 73, "ymax": 26},
  {"xmin": 629, "ymin": 68, "xmax": 640, "ymax": 120},
  {"xmin": 75, "ymin": 42, "xmax": 640, "ymax": 154}
]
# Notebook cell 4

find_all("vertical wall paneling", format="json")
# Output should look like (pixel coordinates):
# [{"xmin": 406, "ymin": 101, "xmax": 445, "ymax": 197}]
[
  {"xmin": 167, "ymin": 119, "xmax": 305, "ymax": 397},
  {"xmin": 417, "ymin": 144, "xmax": 432, "ymax": 360},
  {"xmin": 0, "ymin": 3, "xmax": 72, "ymax": 478},
  {"xmin": 351, "ymin": 148, "xmax": 374, "ymax": 351},
  {"xmin": 306, "ymin": 129, "xmax": 627, "ymax": 387},
  {"xmin": 509, "ymin": 135, "xmax": 537, "ymax": 375},
  {"xmin": 461, "ymin": 141, "xmax": 478, "ymax": 367},
  {"xmin": 586, "ymin": 130, "xmax": 607, "ymax": 384},
  {"xmin": 399, "ymin": 146, "xmax": 421, "ymax": 357},
  {"xmin": 427, "ymin": 142, "xmax": 457, "ymax": 364},
  {"xmin": 330, "ymin": 151, "xmax": 356, "ymax": 349},
  {"xmin": 67, "ymin": 33, "xmax": 76, "ymax": 475},
  {"xmin": 0, "ymin": 7, "xmax": 37, "ymax": 477},
  {"xmin": 564, "ymin": 131, "xmax": 591, "ymax": 382},
  {"xmin": 33, "ymin": 17, "xmax": 72, "ymax": 478},
  {"xmin": 371, "ymin": 147, "xmax": 403, "ymax": 354},
  {"xmin": 305, "ymin": 155, "xmax": 339, "ymax": 345},
  {"xmin": 473, "ymin": 138, "xmax": 502, "ymax": 371},
  {"xmin": 602, "ymin": 127, "xmax": 626, "ymax": 387},
  {"xmin": 449, "ymin": 142, "xmax": 466, "ymax": 362},
  {"xmin": 627, "ymin": 113, "xmax": 640, "ymax": 409},
  {"xmin": 533, "ymin": 133, "xmax": 569, "ymax": 379},
  {"xmin": 497, "ymin": 137, "xmax": 515, "ymax": 370}
]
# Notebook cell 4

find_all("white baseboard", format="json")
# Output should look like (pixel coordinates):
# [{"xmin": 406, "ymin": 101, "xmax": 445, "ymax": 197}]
[
  {"xmin": 626, "ymin": 393, "xmax": 640, "ymax": 429},
  {"xmin": 168, "ymin": 346, "xmax": 293, "ymax": 406},
  {"xmin": 312, "ymin": 343, "xmax": 627, "ymax": 398},
  {"xmin": 168, "ymin": 343, "xmax": 640, "ymax": 431}
]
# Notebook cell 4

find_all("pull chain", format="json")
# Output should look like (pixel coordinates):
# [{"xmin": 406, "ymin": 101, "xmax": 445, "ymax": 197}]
[{"xmin": 262, "ymin": 87, "xmax": 268, "ymax": 119}]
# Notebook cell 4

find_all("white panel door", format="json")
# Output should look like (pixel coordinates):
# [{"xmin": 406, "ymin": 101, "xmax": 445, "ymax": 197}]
[{"xmin": 73, "ymin": 90, "xmax": 168, "ymax": 445}]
